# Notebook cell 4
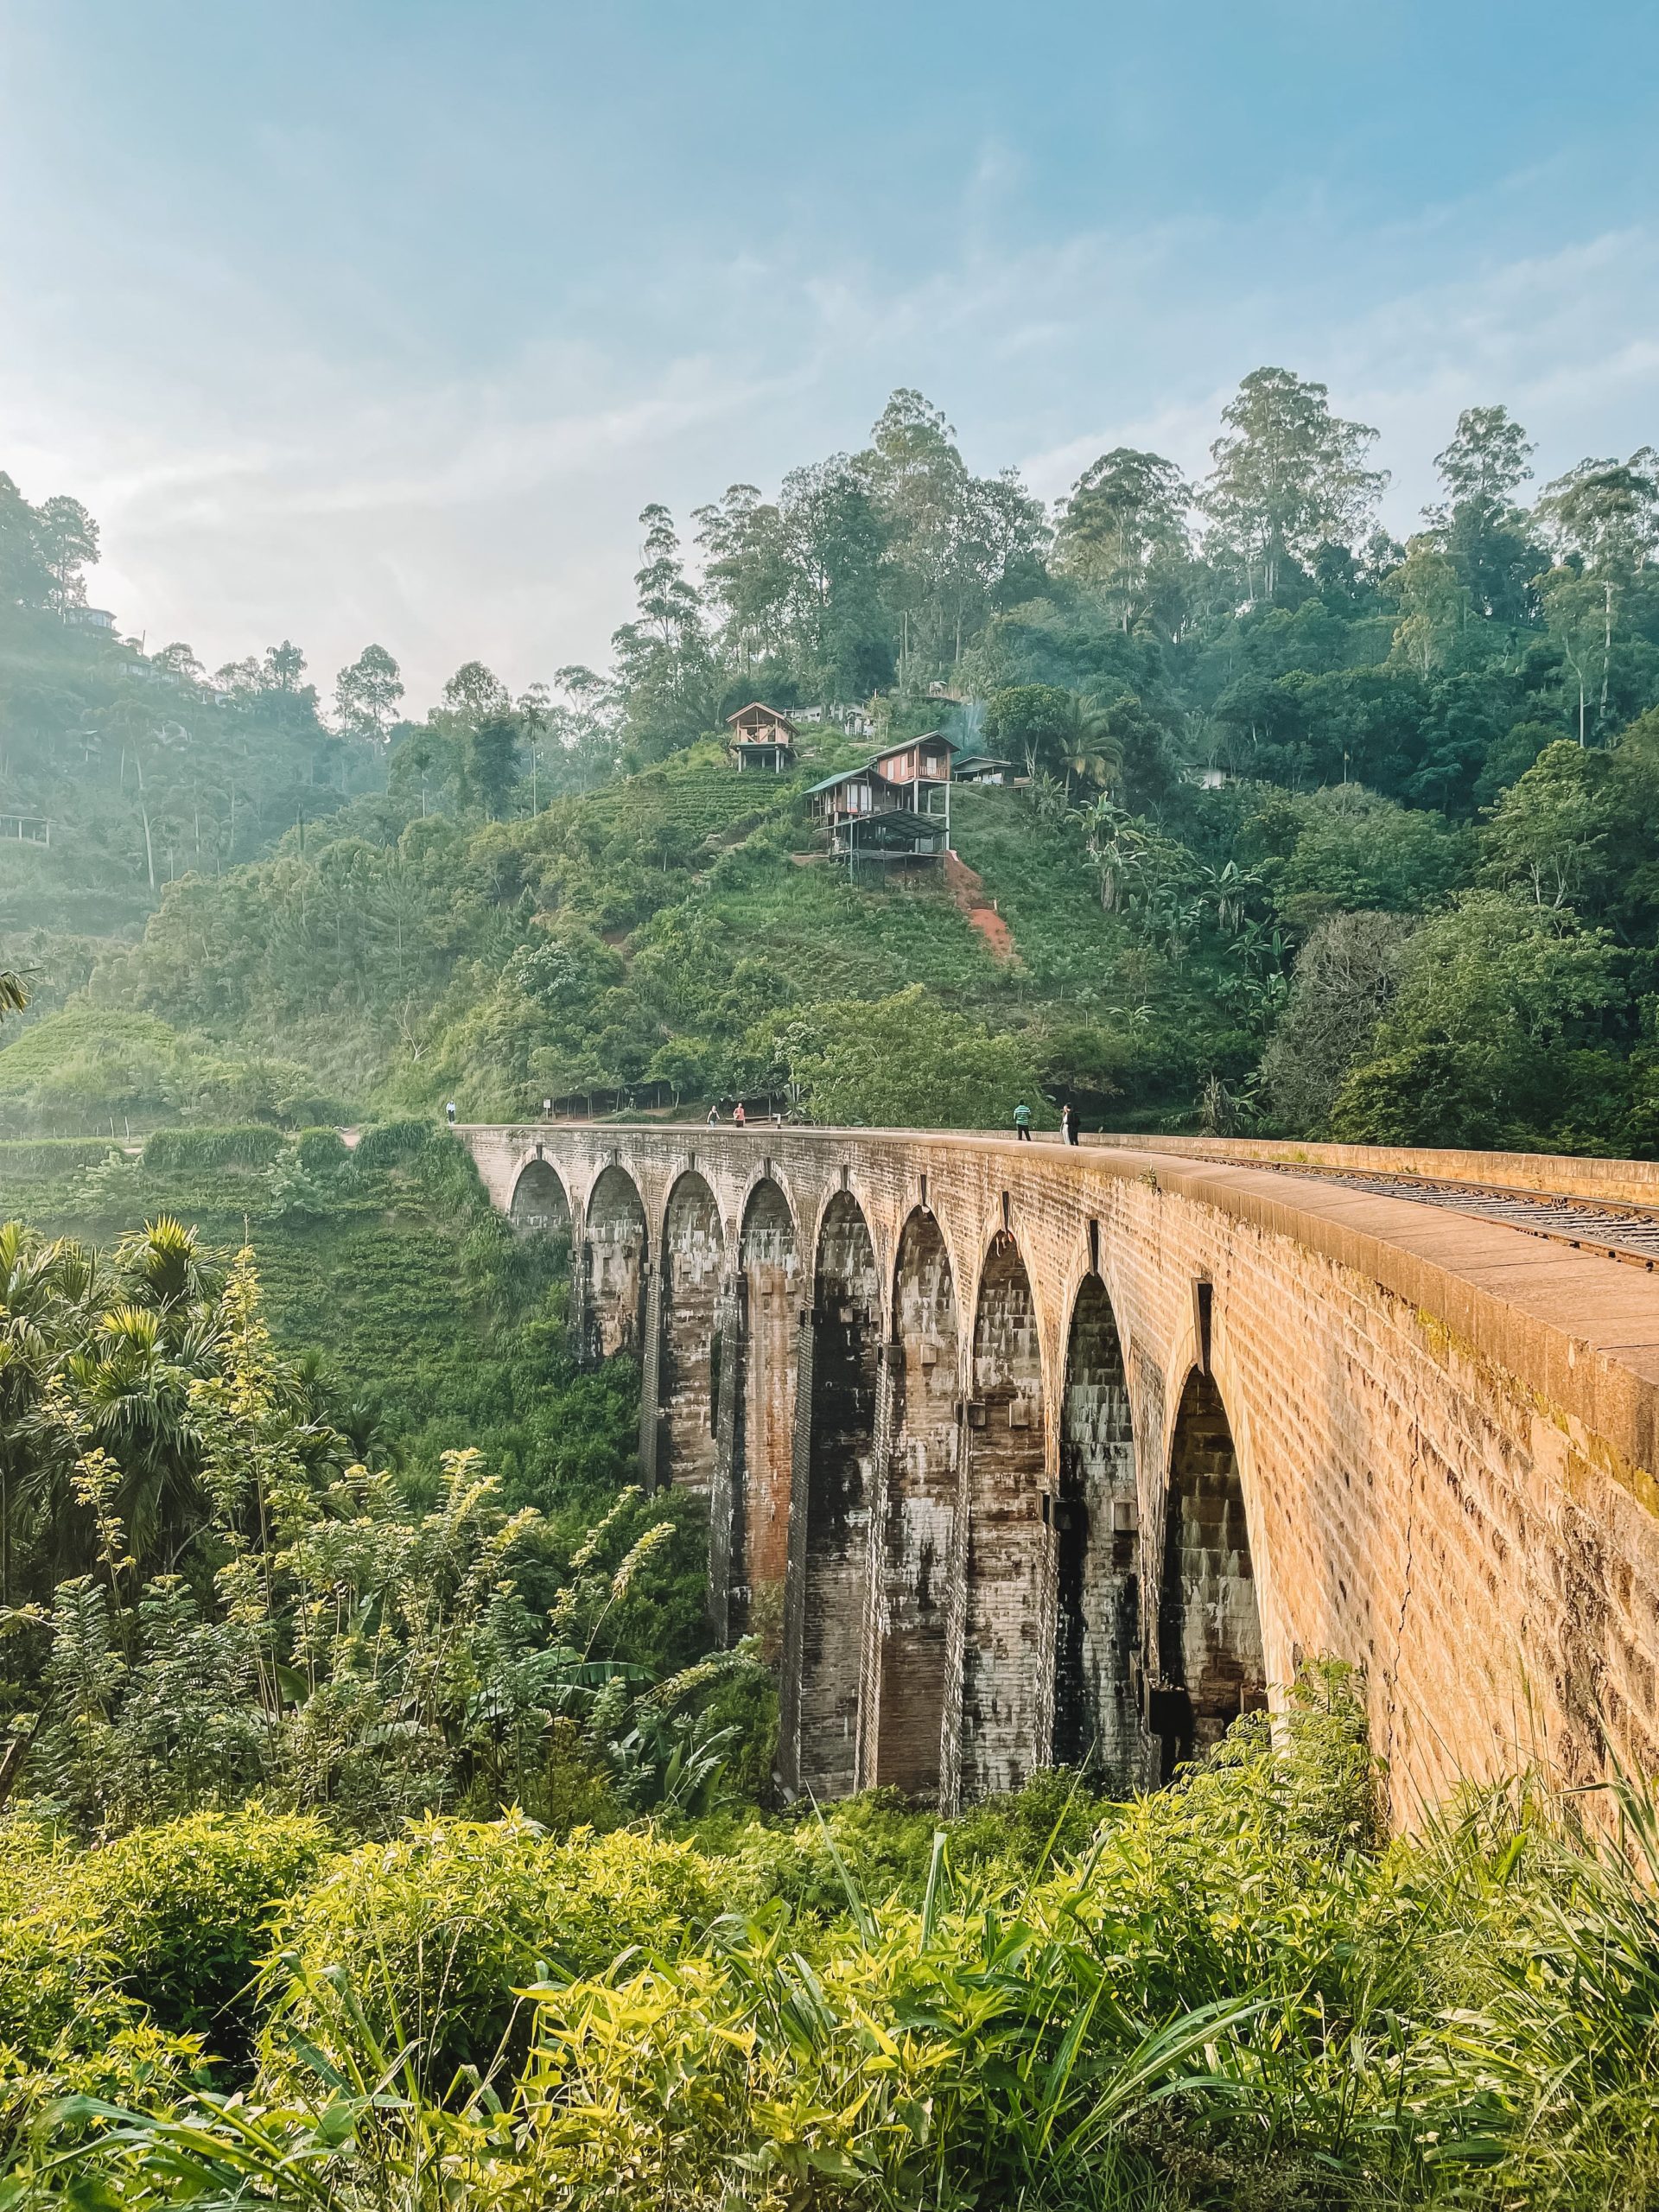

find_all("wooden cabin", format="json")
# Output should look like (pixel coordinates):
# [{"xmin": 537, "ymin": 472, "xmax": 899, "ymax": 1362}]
[
  {"xmin": 807, "ymin": 732, "xmax": 953, "ymax": 865},
  {"xmin": 950, "ymin": 752, "xmax": 1012, "ymax": 785},
  {"xmin": 869, "ymin": 730, "xmax": 954, "ymax": 808},
  {"xmin": 726, "ymin": 702, "xmax": 798, "ymax": 772}
]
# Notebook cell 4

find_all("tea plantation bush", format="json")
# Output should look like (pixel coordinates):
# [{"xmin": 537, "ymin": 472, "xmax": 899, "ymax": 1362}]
[{"xmin": 264, "ymin": 1818, "xmax": 734, "ymax": 2088}]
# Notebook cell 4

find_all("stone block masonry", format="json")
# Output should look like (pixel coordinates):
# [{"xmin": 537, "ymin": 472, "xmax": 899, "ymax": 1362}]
[{"xmin": 456, "ymin": 1123, "xmax": 1659, "ymax": 1824}]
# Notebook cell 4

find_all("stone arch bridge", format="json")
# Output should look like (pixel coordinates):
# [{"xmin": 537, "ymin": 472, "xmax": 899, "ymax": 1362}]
[{"xmin": 456, "ymin": 1122, "xmax": 1659, "ymax": 1821}]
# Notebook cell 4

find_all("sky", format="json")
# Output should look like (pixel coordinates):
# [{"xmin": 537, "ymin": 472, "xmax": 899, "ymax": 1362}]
[{"xmin": 3, "ymin": 0, "xmax": 1658, "ymax": 713}]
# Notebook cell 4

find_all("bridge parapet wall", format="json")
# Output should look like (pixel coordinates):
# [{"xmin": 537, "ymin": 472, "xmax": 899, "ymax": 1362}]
[{"xmin": 456, "ymin": 1122, "xmax": 1659, "ymax": 1823}]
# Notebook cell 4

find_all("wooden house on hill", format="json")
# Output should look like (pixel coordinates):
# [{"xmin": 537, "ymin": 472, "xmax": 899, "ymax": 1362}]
[
  {"xmin": 726, "ymin": 702, "xmax": 798, "ymax": 772},
  {"xmin": 872, "ymin": 731, "xmax": 954, "ymax": 800},
  {"xmin": 807, "ymin": 731, "xmax": 954, "ymax": 866},
  {"xmin": 950, "ymin": 752, "xmax": 1011, "ymax": 785}
]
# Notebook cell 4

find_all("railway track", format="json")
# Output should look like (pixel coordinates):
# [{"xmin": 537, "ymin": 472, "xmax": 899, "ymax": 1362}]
[{"xmin": 1256, "ymin": 1160, "xmax": 1659, "ymax": 1274}]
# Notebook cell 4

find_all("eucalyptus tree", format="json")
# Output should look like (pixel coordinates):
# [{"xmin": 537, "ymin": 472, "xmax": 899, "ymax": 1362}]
[
  {"xmin": 1053, "ymin": 448, "xmax": 1191, "ymax": 632},
  {"xmin": 779, "ymin": 457, "xmax": 893, "ymax": 697},
  {"xmin": 611, "ymin": 505, "xmax": 720, "ymax": 760},
  {"xmin": 859, "ymin": 390, "xmax": 1046, "ymax": 674},
  {"xmin": 692, "ymin": 483, "xmax": 795, "ymax": 674},
  {"xmin": 1202, "ymin": 366, "xmax": 1387, "ymax": 602},
  {"xmin": 32, "ymin": 493, "xmax": 100, "ymax": 617},
  {"xmin": 1427, "ymin": 404, "xmax": 1540, "ymax": 623},
  {"xmin": 334, "ymin": 643, "xmax": 404, "ymax": 745},
  {"xmin": 1536, "ymin": 450, "xmax": 1659, "ymax": 740}
]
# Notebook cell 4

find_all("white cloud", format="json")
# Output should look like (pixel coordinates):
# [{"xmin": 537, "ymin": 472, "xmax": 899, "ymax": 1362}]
[{"xmin": 5, "ymin": 188, "xmax": 1656, "ymax": 712}]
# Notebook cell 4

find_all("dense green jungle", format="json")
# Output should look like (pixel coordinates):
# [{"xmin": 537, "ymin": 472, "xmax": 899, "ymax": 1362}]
[
  {"xmin": 6, "ymin": 374, "xmax": 1659, "ymax": 1149},
  {"xmin": 6, "ymin": 374, "xmax": 1659, "ymax": 2207}
]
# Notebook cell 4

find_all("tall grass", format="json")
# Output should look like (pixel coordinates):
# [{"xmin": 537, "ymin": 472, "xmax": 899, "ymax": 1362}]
[{"xmin": 13, "ymin": 1671, "xmax": 1659, "ymax": 2209}]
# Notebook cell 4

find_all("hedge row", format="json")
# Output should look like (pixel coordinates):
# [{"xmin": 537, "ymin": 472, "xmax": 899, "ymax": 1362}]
[
  {"xmin": 142, "ymin": 1125, "xmax": 287, "ymax": 1170},
  {"xmin": 3, "ymin": 1119, "xmax": 448, "ymax": 1187},
  {"xmin": 0, "ymin": 1136, "xmax": 121, "ymax": 1179}
]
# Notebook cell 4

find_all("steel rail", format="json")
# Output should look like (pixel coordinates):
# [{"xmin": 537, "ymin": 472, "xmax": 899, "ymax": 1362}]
[{"xmin": 1253, "ymin": 1159, "xmax": 1659, "ymax": 1272}]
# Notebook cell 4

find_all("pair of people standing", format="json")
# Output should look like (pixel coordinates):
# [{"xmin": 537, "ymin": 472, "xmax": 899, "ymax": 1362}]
[
  {"xmin": 1012, "ymin": 1103, "xmax": 1082, "ymax": 1145},
  {"xmin": 706, "ymin": 1103, "xmax": 747, "ymax": 1128}
]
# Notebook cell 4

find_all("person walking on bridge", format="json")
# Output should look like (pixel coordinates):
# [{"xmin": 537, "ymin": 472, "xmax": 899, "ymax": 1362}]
[
  {"xmin": 1062, "ymin": 1103, "xmax": 1080, "ymax": 1146},
  {"xmin": 1013, "ymin": 1101, "xmax": 1033, "ymax": 1141},
  {"xmin": 734, "ymin": 1102, "xmax": 747, "ymax": 1129}
]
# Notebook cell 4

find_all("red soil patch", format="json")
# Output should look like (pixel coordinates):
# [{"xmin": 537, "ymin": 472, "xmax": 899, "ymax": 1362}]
[{"xmin": 944, "ymin": 850, "xmax": 1015, "ymax": 963}]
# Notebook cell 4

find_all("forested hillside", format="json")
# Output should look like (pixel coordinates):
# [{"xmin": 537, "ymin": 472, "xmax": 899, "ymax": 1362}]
[
  {"xmin": 12, "ymin": 380, "xmax": 1659, "ymax": 2209},
  {"xmin": 7, "ymin": 372, "xmax": 1659, "ymax": 1149}
]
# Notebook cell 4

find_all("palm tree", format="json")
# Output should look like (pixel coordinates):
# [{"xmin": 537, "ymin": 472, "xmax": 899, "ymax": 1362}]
[
  {"xmin": 1059, "ymin": 693, "xmax": 1125, "ymax": 799},
  {"xmin": 0, "ymin": 1225, "xmax": 99, "ymax": 1605},
  {"xmin": 0, "ymin": 970, "xmax": 29, "ymax": 1023},
  {"xmin": 68, "ymin": 1305, "xmax": 209, "ymax": 1567},
  {"xmin": 115, "ymin": 1215, "xmax": 215, "ymax": 1313}
]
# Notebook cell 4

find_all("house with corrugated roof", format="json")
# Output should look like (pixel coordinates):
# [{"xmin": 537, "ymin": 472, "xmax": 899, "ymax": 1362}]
[
  {"xmin": 725, "ymin": 702, "xmax": 798, "ymax": 772},
  {"xmin": 807, "ymin": 730, "xmax": 954, "ymax": 866}
]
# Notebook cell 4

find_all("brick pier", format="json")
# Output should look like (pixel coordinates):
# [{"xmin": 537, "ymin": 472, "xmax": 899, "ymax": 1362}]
[{"xmin": 463, "ymin": 1123, "xmax": 1659, "ymax": 1821}]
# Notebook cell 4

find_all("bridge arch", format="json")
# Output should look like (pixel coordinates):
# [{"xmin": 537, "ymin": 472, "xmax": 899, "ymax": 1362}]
[
  {"xmin": 654, "ymin": 1171, "xmax": 726, "ymax": 1501},
  {"xmin": 714, "ymin": 1175, "xmax": 799, "ymax": 1654},
  {"xmin": 794, "ymin": 1187, "xmax": 881, "ymax": 1796},
  {"xmin": 866, "ymin": 1206, "xmax": 961, "ymax": 1798},
  {"xmin": 1055, "ymin": 1269, "xmax": 1146, "ymax": 1788},
  {"xmin": 956, "ymin": 1226, "xmax": 1048, "ymax": 1803},
  {"xmin": 1155, "ymin": 1366, "xmax": 1267, "ymax": 1778},
  {"xmin": 509, "ymin": 1155, "xmax": 571, "ymax": 1240},
  {"xmin": 582, "ymin": 1163, "xmax": 648, "ymax": 1360},
  {"xmin": 454, "ymin": 1119, "xmax": 1659, "ymax": 1824}
]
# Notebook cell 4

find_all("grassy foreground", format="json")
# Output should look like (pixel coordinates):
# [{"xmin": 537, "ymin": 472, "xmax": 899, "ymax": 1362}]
[{"xmin": 6, "ymin": 1669, "xmax": 1659, "ymax": 2209}]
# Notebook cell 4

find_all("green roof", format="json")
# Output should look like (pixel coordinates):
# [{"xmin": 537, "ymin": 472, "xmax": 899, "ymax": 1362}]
[{"xmin": 805, "ymin": 762, "xmax": 879, "ymax": 796}]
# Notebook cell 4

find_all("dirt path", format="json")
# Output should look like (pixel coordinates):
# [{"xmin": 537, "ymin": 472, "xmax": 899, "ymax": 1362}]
[{"xmin": 944, "ymin": 850, "xmax": 1015, "ymax": 962}]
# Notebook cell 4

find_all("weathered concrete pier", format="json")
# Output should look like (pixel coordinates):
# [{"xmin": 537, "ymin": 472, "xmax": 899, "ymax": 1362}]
[{"xmin": 457, "ymin": 1122, "xmax": 1659, "ymax": 1821}]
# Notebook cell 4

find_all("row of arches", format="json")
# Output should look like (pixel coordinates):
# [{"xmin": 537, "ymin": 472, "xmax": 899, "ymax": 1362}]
[{"xmin": 508, "ymin": 1153, "xmax": 1267, "ymax": 1802}]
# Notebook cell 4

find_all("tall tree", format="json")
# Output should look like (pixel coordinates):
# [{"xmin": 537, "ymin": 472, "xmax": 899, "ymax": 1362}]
[
  {"xmin": 1427, "ymin": 405, "xmax": 1538, "ymax": 623},
  {"xmin": 1202, "ymin": 367, "xmax": 1386, "ymax": 601},
  {"xmin": 468, "ymin": 708, "xmax": 521, "ymax": 819},
  {"xmin": 692, "ymin": 485, "xmax": 793, "ymax": 673},
  {"xmin": 264, "ymin": 640, "xmax": 307, "ymax": 692},
  {"xmin": 859, "ymin": 390, "xmax": 967, "ymax": 674},
  {"xmin": 442, "ymin": 661, "xmax": 511, "ymax": 718},
  {"xmin": 0, "ymin": 473, "xmax": 51, "ymax": 610},
  {"xmin": 1388, "ymin": 538, "xmax": 1469, "ymax": 676},
  {"xmin": 33, "ymin": 494, "xmax": 100, "ymax": 617},
  {"xmin": 334, "ymin": 644, "xmax": 404, "ymax": 743},
  {"xmin": 611, "ymin": 507, "xmax": 716, "ymax": 760},
  {"xmin": 1536, "ymin": 450, "xmax": 1659, "ymax": 739},
  {"xmin": 1434, "ymin": 404, "xmax": 1534, "ymax": 510},
  {"xmin": 779, "ymin": 459, "xmax": 893, "ymax": 698},
  {"xmin": 859, "ymin": 391, "xmax": 1046, "ymax": 673},
  {"xmin": 1053, "ymin": 448, "xmax": 1191, "ymax": 632}
]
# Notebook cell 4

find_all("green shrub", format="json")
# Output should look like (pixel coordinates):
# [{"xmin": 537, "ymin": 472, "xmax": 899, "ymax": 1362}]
[
  {"xmin": 0, "ymin": 1811, "xmax": 320, "ymax": 2127},
  {"xmin": 0, "ymin": 1135, "xmax": 118, "ymax": 1178},
  {"xmin": 264, "ymin": 1816, "xmax": 730, "ymax": 2086},
  {"xmin": 351, "ymin": 1116, "xmax": 438, "ymax": 1171},
  {"xmin": 142, "ymin": 1124, "xmax": 285, "ymax": 1170},
  {"xmin": 295, "ymin": 1124, "xmax": 348, "ymax": 1173},
  {"xmin": 70, "ymin": 1808, "xmax": 328, "ymax": 2048},
  {"xmin": 276, "ymin": 1091, "xmax": 350, "ymax": 1128},
  {"xmin": 0, "ymin": 1821, "xmax": 132, "ymax": 2069}
]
